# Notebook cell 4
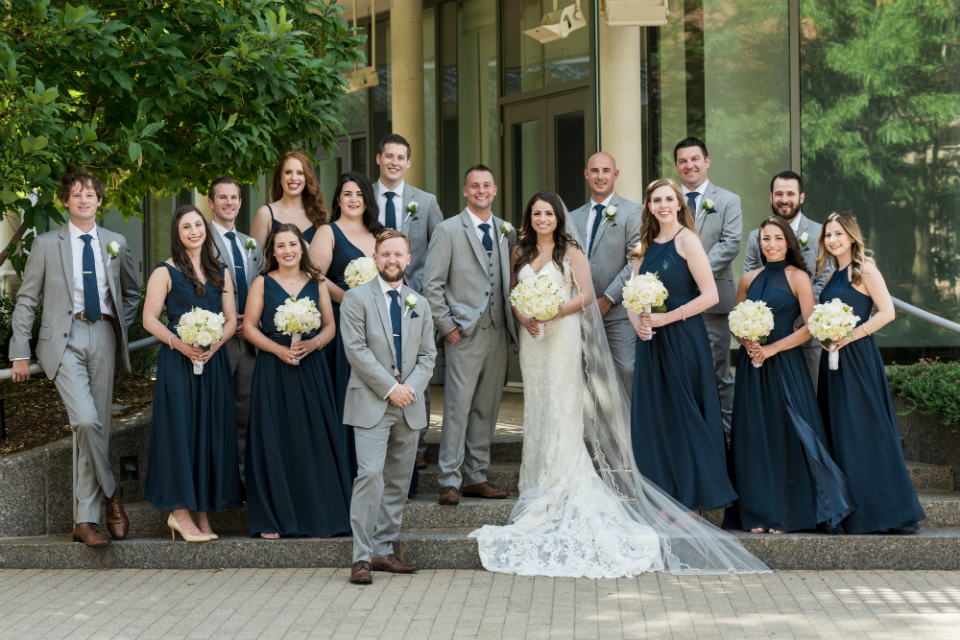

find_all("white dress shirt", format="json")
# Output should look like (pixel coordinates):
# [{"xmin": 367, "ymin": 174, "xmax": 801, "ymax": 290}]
[
  {"xmin": 585, "ymin": 192, "xmax": 616, "ymax": 249},
  {"xmin": 466, "ymin": 208, "xmax": 496, "ymax": 245},
  {"xmin": 69, "ymin": 221, "xmax": 114, "ymax": 316},
  {"xmin": 212, "ymin": 219, "xmax": 250, "ymax": 275},
  {"xmin": 790, "ymin": 213, "xmax": 804, "ymax": 235},
  {"xmin": 681, "ymin": 179, "xmax": 711, "ymax": 222},
  {"xmin": 377, "ymin": 275, "xmax": 417, "ymax": 401},
  {"xmin": 377, "ymin": 179, "xmax": 405, "ymax": 230}
]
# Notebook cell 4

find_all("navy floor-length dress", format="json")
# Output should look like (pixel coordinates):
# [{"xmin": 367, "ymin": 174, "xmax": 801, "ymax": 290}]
[
  {"xmin": 817, "ymin": 269, "xmax": 925, "ymax": 533},
  {"xmin": 723, "ymin": 260, "xmax": 855, "ymax": 533},
  {"xmin": 244, "ymin": 276, "xmax": 352, "ymax": 537},
  {"xmin": 144, "ymin": 263, "xmax": 243, "ymax": 512},
  {"xmin": 630, "ymin": 237, "xmax": 737, "ymax": 512}
]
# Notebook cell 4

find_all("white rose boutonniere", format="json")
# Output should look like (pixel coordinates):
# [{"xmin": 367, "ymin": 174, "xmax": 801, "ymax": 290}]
[
  {"xmin": 407, "ymin": 202, "xmax": 418, "ymax": 216},
  {"xmin": 107, "ymin": 241, "xmax": 120, "ymax": 261},
  {"xmin": 404, "ymin": 293, "xmax": 417, "ymax": 317},
  {"xmin": 499, "ymin": 222, "xmax": 514, "ymax": 244},
  {"xmin": 604, "ymin": 205, "xmax": 617, "ymax": 221},
  {"xmin": 799, "ymin": 232, "xmax": 809, "ymax": 246},
  {"xmin": 702, "ymin": 198, "xmax": 716, "ymax": 214},
  {"xmin": 245, "ymin": 238, "xmax": 257, "ymax": 258}
]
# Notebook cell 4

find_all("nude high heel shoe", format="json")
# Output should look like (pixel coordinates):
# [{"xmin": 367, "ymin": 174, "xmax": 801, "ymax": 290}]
[{"xmin": 168, "ymin": 513, "xmax": 212, "ymax": 542}]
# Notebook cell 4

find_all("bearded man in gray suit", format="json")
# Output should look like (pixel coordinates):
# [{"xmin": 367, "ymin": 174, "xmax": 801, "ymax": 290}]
[
  {"xmin": 423, "ymin": 164, "xmax": 517, "ymax": 506},
  {"xmin": 374, "ymin": 133, "xmax": 444, "ymax": 469},
  {"xmin": 744, "ymin": 171, "xmax": 831, "ymax": 388},
  {"xmin": 10, "ymin": 171, "xmax": 140, "ymax": 547},
  {"xmin": 568, "ymin": 152, "xmax": 642, "ymax": 391},
  {"xmin": 673, "ymin": 137, "xmax": 742, "ymax": 440},
  {"xmin": 340, "ymin": 230, "xmax": 436, "ymax": 584},
  {"xmin": 207, "ymin": 176, "xmax": 263, "ymax": 481}
]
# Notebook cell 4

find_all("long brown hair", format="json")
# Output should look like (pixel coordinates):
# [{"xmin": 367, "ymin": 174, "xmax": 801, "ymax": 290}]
[
  {"xmin": 270, "ymin": 151, "xmax": 329, "ymax": 229},
  {"xmin": 330, "ymin": 172, "xmax": 384, "ymax": 236},
  {"xmin": 170, "ymin": 205, "xmax": 224, "ymax": 295},
  {"xmin": 512, "ymin": 190, "xmax": 581, "ymax": 277},
  {"xmin": 633, "ymin": 178, "xmax": 697, "ymax": 260},
  {"xmin": 262, "ymin": 223, "xmax": 325, "ymax": 282},
  {"xmin": 817, "ymin": 211, "xmax": 874, "ymax": 285},
  {"xmin": 758, "ymin": 216, "xmax": 806, "ymax": 272}
]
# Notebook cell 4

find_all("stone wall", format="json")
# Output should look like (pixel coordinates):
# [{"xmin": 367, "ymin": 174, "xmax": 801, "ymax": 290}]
[{"xmin": 895, "ymin": 396, "xmax": 960, "ymax": 492}]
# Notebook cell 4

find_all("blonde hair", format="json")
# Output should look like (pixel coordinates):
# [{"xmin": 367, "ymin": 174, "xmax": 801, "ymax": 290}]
[
  {"xmin": 632, "ymin": 178, "xmax": 697, "ymax": 260},
  {"xmin": 816, "ymin": 211, "xmax": 874, "ymax": 285}
]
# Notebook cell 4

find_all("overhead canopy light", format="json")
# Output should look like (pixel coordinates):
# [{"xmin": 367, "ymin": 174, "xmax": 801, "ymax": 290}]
[
  {"xmin": 524, "ymin": 0, "xmax": 587, "ymax": 45},
  {"xmin": 604, "ymin": 0, "xmax": 669, "ymax": 27},
  {"xmin": 344, "ymin": 0, "xmax": 379, "ymax": 94}
]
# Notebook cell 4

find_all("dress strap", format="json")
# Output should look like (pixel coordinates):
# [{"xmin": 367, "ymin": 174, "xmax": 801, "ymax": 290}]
[
  {"xmin": 267, "ymin": 204, "xmax": 276, "ymax": 222},
  {"xmin": 672, "ymin": 228, "xmax": 684, "ymax": 241}
]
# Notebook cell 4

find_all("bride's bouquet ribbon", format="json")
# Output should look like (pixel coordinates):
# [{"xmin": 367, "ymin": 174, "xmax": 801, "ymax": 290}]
[
  {"xmin": 728, "ymin": 300, "xmax": 775, "ymax": 368},
  {"xmin": 622, "ymin": 272, "xmax": 668, "ymax": 341},
  {"xmin": 807, "ymin": 297, "xmax": 860, "ymax": 370},
  {"xmin": 274, "ymin": 295, "xmax": 322, "ymax": 344},
  {"xmin": 344, "ymin": 257, "xmax": 378, "ymax": 288},
  {"xmin": 175, "ymin": 307, "xmax": 225, "ymax": 375},
  {"xmin": 510, "ymin": 273, "xmax": 565, "ymax": 340}
]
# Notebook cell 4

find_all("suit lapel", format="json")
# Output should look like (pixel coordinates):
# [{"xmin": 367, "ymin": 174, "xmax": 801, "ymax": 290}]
[
  {"xmin": 399, "ymin": 284, "xmax": 414, "ymax": 368},
  {"xmin": 492, "ymin": 214, "xmax": 512, "ymax": 299},
  {"xmin": 401, "ymin": 185, "xmax": 415, "ymax": 234},
  {"xmin": 97, "ymin": 229, "xmax": 120, "ymax": 309},
  {"xmin": 574, "ymin": 204, "xmax": 589, "ymax": 242},
  {"xmin": 592, "ymin": 194, "xmax": 619, "ymax": 250},
  {"xmin": 371, "ymin": 280, "xmax": 398, "ymax": 369},
  {"xmin": 212, "ymin": 230, "xmax": 237, "ymax": 289},
  {"xmin": 235, "ymin": 229, "xmax": 259, "ymax": 288},
  {"xmin": 59, "ymin": 226, "xmax": 74, "ymax": 294},
  {"xmin": 697, "ymin": 183, "xmax": 717, "ymax": 234},
  {"xmin": 461, "ymin": 211, "xmax": 489, "ymax": 271}
]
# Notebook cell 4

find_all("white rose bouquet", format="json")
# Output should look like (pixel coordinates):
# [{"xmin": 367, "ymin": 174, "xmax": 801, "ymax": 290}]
[
  {"xmin": 274, "ymin": 296, "xmax": 322, "ymax": 344},
  {"xmin": 343, "ymin": 257, "xmax": 378, "ymax": 288},
  {"xmin": 728, "ymin": 300, "xmax": 776, "ymax": 368},
  {"xmin": 510, "ymin": 273, "xmax": 565, "ymax": 340},
  {"xmin": 807, "ymin": 298, "xmax": 860, "ymax": 371},
  {"xmin": 622, "ymin": 272, "xmax": 668, "ymax": 341},
  {"xmin": 175, "ymin": 307, "xmax": 226, "ymax": 375}
]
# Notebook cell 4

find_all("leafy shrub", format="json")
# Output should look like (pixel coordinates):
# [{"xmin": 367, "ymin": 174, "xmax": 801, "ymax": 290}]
[
  {"xmin": 888, "ymin": 358, "xmax": 960, "ymax": 432},
  {"xmin": 0, "ymin": 288, "xmax": 42, "ymax": 369}
]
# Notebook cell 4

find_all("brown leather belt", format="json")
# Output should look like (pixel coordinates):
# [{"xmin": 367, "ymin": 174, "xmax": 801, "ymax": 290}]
[{"xmin": 74, "ymin": 312, "xmax": 114, "ymax": 322}]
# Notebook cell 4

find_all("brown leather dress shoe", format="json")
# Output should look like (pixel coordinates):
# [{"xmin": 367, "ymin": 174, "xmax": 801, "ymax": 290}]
[
  {"xmin": 372, "ymin": 554, "xmax": 418, "ymax": 574},
  {"xmin": 439, "ymin": 485, "xmax": 460, "ymax": 505},
  {"xmin": 462, "ymin": 482, "xmax": 509, "ymax": 499},
  {"xmin": 72, "ymin": 523, "xmax": 111, "ymax": 547},
  {"xmin": 105, "ymin": 486, "xmax": 129, "ymax": 540},
  {"xmin": 416, "ymin": 451, "xmax": 428, "ymax": 470},
  {"xmin": 350, "ymin": 561, "xmax": 373, "ymax": 584}
]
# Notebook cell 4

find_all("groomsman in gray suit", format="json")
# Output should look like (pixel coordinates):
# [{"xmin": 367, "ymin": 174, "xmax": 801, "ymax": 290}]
[
  {"xmin": 674, "ymin": 138, "xmax": 742, "ymax": 440},
  {"xmin": 423, "ymin": 164, "xmax": 517, "ymax": 506},
  {"xmin": 569, "ymin": 152, "xmax": 642, "ymax": 391},
  {"xmin": 10, "ymin": 171, "xmax": 140, "ymax": 546},
  {"xmin": 340, "ymin": 230, "xmax": 437, "ymax": 584},
  {"xmin": 375, "ymin": 133, "xmax": 444, "ymax": 469},
  {"xmin": 743, "ymin": 171, "xmax": 831, "ymax": 388},
  {"xmin": 207, "ymin": 176, "xmax": 263, "ymax": 481}
]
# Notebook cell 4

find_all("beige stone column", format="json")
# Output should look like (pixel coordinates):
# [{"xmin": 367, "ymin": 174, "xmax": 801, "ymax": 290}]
[
  {"xmin": 598, "ymin": 22, "xmax": 644, "ymax": 203},
  {"xmin": 389, "ymin": 0, "xmax": 425, "ymax": 189}
]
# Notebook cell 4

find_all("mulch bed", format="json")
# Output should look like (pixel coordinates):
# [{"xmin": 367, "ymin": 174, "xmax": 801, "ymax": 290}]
[{"xmin": 0, "ymin": 374, "xmax": 155, "ymax": 458}]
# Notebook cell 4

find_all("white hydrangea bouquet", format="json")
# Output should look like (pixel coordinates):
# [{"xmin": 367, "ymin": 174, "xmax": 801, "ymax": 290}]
[
  {"xmin": 728, "ymin": 300, "xmax": 776, "ymax": 368},
  {"xmin": 344, "ymin": 257, "xmax": 378, "ymax": 288},
  {"xmin": 510, "ymin": 273, "xmax": 565, "ymax": 340},
  {"xmin": 175, "ymin": 307, "xmax": 225, "ymax": 375},
  {"xmin": 274, "ymin": 296, "xmax": 322, "ymax": 344},
  {"xmin": 807, "ymin": 298, "xmax": 860, "ymax": 371},
  {"xmin": 622, "ymin": 272, "xmax": 668, "ymax": 341}
]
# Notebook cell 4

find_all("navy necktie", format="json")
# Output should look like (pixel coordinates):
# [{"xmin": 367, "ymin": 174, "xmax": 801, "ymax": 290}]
[
  {"xmin": 686, "ymin": 191, "xmax": 699, "ymax": 217},
  {"xmin": 224, "ymin": 231, "xmax": 248, "ymax": 314},
  {"xmin": 80, "ymin": 234, "xmax": 101, "ymax": 322},
  {"xmin": 588, "ymin": 204, "xmax": 604, "ymax": 257},
  {"xmin": 388, "ymin": 289, "xmax": 403, "ymax": 375},
  {"xmin": 385, "ymin": 191, "xmax": 397, "ymax": 230},
  {"xmin": 478, "ymin": 223, "xmax": 493, "ymax": 255}
]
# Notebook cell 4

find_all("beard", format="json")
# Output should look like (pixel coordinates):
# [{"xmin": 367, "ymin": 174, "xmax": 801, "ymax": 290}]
[
  {"xmin": 771, "ymin": 200, "xmax": 801, "ymax": 221},
  {"xmin": 378, "ymin": 264, "xmax": 406, "ymax": 283}
]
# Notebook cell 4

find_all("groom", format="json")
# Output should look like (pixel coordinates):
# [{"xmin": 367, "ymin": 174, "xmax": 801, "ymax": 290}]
[
  {"xmin": 340, "ymin": 229, "xmax": 437, "ymax": 584},
  {"xmin": 423, "ymin": 164, "xmax": 517, "ymax": 506}
]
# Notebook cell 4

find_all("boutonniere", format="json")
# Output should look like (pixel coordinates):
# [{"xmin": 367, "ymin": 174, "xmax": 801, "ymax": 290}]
[
  {"xmin": 604, "ymin": 205, "xmax": 617, "ymax": 223},
  {"xmin": 245, "ymin": 238, "xmax": 257, "ymax": 259},
  {"xmin": 499, "ymin": 222, "xmax": 514, "ymax": 244},
  {"xmin": 107, "ymin": 241, "xmax": 120, "ymax": 261},
  {"xmin": 402, "ymin": 201, "xmax": 418, "ymax": 225},
  {"xmin": 403, "ymin": 293, "xmax": 417, "ymax": 317},
  {"xmin": 798, "ymin": 232, "xmax": 809, "ymax": 246},
  {"xmin": 701, "ymin": 198, "xmax": 716, "ymax": 214}
]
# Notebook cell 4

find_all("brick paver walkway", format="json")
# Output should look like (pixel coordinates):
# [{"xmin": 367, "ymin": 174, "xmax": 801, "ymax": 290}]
[{"xmin": 2, "ymin": 569, "xmax": 959, "ymax": 639}]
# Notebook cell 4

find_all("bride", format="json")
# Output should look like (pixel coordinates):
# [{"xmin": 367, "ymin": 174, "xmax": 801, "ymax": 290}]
[{"xmin": 470, "ymin": 190, "xmax": 770, "ymax": 578}]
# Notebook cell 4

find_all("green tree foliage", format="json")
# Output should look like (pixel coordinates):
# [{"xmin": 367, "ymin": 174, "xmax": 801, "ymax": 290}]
[
  {"xmin": 0, "ymin": 0, "xmax": 365, "ymax": 274},
  {"xmin": 800, "ymin": 0, "xmax": 960, "ymax": 342}
]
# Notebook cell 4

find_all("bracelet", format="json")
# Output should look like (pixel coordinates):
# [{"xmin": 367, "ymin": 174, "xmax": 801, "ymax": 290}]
[
  {"xmin": 317, "ymin": 336, "xmax": 324, "ymax": 350},
  {"xmin": 168, "ymin": 335, "xmax": 176, "ymax": 349},
  {"xmin": 681, "ymin": 305, "xmax": 686, "ymax": 321}
]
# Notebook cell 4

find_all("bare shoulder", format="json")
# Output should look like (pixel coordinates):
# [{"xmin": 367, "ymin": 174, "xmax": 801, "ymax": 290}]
[
  {"xmin": 674, "ymin": 227, "xmax": 701, "ymax": 249},
  {"xmin": 740, "ymin": 268, "xmax": 762, "ymax": 287},
  {"xmin": 861, "ymin": 261, "xmax": 882, "ymax": 278}
]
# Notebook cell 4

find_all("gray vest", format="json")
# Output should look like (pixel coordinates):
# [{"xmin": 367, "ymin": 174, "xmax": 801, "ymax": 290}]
[{"xmin": 478, "ymin": 230, "xmax": 506, "ymax": 329}]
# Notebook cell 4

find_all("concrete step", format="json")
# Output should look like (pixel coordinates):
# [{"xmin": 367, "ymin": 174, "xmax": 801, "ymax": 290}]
[
  {"xmin": 3, "ymin": 526, "xmax": 960, "ymax": 571},
  {"xmin": 417, "ymin": 464, "xmax": 521, "ymax": 494},
  {"xmin": 906, "ymin": 460, "xmax": 954, "ymax": 492}
]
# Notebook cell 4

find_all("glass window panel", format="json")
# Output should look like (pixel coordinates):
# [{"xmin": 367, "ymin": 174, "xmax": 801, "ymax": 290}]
[
  {"xmin": 146, "ymin": 193, "xmax": 175, "ymax": 269},
  {"xmin": 439, "ymin": 0, "xmax": 460, "ymax": 216},
  {"xmin": 554, "ymin": 111, "xmax": 585, "ymax": 211},
  {"xmin": 422, "ymin": 7, "xmax": 438, "ymax": 197},
  {"xmin": 513, "ymin": 120, "xmax": 541, "ymax": 225}
]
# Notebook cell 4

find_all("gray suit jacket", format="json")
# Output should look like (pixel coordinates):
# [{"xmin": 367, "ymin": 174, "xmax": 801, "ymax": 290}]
[
  {"xmin": 398, "ymin": 184, "xmax": 443, "ymax": 295},
  {"xmin": 568, "ymin": 193, "xmax": 642, "ymax": 322},
  {"xmin": 10, "ymin": 224, "xmax": 141, "ymax": 378},
  {"xmin": 340, "ymin": 280, "xmax": 437, "ymax": 429},
  {"xmin": 422, "ymin": 210, "xmax": 519, "ymax": 344},
  {"xmin": 211, "ymin": 225, "xmax": 263, "ymax": 313},
  {"xmin": 695, "ymin": 182, "xmax": 742, "ymax": 314},
  {"xmin": 743, "ymin": 213, "xmax": 831, "ymax": 301}
]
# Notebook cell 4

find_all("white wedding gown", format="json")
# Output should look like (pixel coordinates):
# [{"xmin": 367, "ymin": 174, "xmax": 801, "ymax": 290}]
[{"xmin": 470, "ymin": 259, "xmax": 664, "ymax": 578}]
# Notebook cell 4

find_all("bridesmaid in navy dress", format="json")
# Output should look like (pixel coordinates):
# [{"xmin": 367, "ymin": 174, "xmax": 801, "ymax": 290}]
[
  {"xmin": 250, "ymin": 151, "xmax": 327, "ymax": 250},
  {"xmin": 310, "ymin": 172, "xmax": 384, "ymax": 481},
  {"xmin": 816, "ymin": 212, "xmax": 925, "ymax": 533},
  {"xmin": 241, "ymin": 224, "xmax": 352, "ymax": 538},
  {"xmin": 629, "ymin": 179, "xmax": 736, "ymax": 515},
  {"xmin": 723, "ymin": 216, "xmax": 855, "ymax": 534},
  {"xmin": 143, "ymin": 205, "xmax": 242, "ymax": 542}
]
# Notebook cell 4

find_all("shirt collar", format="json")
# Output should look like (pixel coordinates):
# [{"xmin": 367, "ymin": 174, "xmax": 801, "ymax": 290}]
[
  {"xmin": 377, "ymin": 274, "xmax": 403, "ymax": 295},
  {"xmin": 682, "ymin": 179, "xmax": 710, "ymax": 196},
  {"xmin": 378, "ymin": 179, "xmax": 405, "ymax": 200},
  {"xmin": 790, "ymin": 213, "xmax": 804, "ymax": 233},
  {"xmin": 591, "ymin": 192, "xmax": 616, "ymax": 211},
  {"xmin": 466, "ymin": 208, "xmax": 493, "ymax": 229},
  {"xmin": 68, "ymin": 220, "xmax": 99, "ymax": 240}
]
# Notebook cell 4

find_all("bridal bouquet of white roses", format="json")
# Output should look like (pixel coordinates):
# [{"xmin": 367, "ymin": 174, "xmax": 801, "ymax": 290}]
[
  {"xmin": 728, "ymin": 300, "xmax": 776, "ymax": 367},
  {"xmin": 274, "ymin": 296, "xmax": 322, "ymax": 344},
  {"xmin": 622, "ymin": 272, "xmax": 668, "ymax": 341},
  {"xmin": 510, "ymin": 274, "xmax": 565, "ymax": 340},
  {"xmin": 175, "ymin": 307, "xmax": 225, "ymax": 375},
  {"xmin": 344, "ymin": 257, "xmax": 379, "ymax": 288},
  {"xmin": 807, "ymin": 298, "xmax": 860, "ymax": 371}
]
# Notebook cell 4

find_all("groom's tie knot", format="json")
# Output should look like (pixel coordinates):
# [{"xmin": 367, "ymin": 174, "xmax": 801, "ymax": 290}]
[
  {"xmin": 686, "ymin": 191, "xmax": 699, "ymax": 216},
  {"xmin": 478, "ymin": 223, "xmax": 493, "ymax": 256}
]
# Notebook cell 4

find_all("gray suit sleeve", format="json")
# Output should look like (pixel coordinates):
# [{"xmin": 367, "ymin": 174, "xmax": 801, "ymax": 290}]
[
  {"xmin": 9, "ymin": 237, "xmax": 46, "ymax": 360},
  {"xmin": 422, "ymin": 226, "xmax": 457, "ymax": 336},
  {"xmin": 405, "ymin": 302, "xmax": 438, "ymax": 397},
  {"xmin": 603, "ymin": 206, "xmax": 642, "ymax": 304},
  {"xmin": 426, "ymin": 196, "xmax": 443, "ymax": 242},
  {"xmin": 340, "ymin": 291, "xmax": 400, "ymax": 400},
  {"xmin": 118, "ymin": 238, "xmax": 141, "ymax": 328},
  {"xmin": 813, "ymin": 250, "xmax": 832, "ymax": 301},
  {"xmin": 743, "ymin": 230, "xmax": 761, "ymax": 273},
  {"xmin": 707, "ymin": 195, "xmax": 742, "ymax": 277}
]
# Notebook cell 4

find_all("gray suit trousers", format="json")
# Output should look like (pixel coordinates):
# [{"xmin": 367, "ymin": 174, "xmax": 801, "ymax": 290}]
[
  {"xmin": 226, "ymin": 336, "xmax": 257, "ymax": 482},
  {"xmin": 437, "ymin": 324, "xmax": 507, "ymax": 489},
  {"xmin": 604, "ymin": 316, "xmax": 636, "ymax": 394},
  {"xmin": 417, "ymin": 387, "xmax": 431, "ymax": 455},
  {"xmin": 803, "ymin": 343, "xmax": 821, "ymax": 391},
  {"xmin": 54, "ymin": 319, "xmax": 118, "ymax": 524},
  {"xmin": 702, "ymin": 313, "xmax": 735, "ymax": 439},
  {"xmin": 351, "ymin": 405, "xmax": 419, "ymax": 563}
]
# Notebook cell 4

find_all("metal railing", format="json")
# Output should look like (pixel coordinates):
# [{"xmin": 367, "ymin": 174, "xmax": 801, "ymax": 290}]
[
  {"xmin": 0, "ymin": 336, "xmax": 160, "ymax": 381},
  {"xmin": 891, "ymin": 297, "xmax": 960, "ymax": 335}
]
